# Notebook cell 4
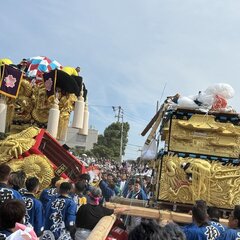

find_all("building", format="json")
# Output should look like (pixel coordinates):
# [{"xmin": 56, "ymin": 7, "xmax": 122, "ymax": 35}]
[{"xmin": 65, "ymin": 126, "xmax": 98, "ymax": 150}]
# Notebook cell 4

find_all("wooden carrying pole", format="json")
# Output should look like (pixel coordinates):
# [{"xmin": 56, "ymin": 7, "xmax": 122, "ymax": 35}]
[
  {"xmin": 105, "ymin": 202, "xmax": 229, "ymax": 226},
  {"xmin": 87, "ymin": 214, "xmax": 116, "ymax": 240},
  {"xmin": 110, "ymin": 196, "xmax": 148, "ymax": 207}
]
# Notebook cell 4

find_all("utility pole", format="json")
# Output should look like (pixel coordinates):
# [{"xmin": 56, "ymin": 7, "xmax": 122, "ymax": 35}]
[{"xmin": 112, "ymin": 106, "xmax": 124, "ymax": 162}]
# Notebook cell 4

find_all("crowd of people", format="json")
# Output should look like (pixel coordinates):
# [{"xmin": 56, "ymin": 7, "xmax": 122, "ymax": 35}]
[{"xmin": 0, "ymin": 161, "xmax": 240, "ymax": 240}]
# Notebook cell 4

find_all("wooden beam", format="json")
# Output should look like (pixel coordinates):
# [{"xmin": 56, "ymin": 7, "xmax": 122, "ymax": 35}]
[
  {"xmin": 110, "ymin": 196, "xmax": 148, "ymax": 207},
  {"xmin": 141, "ymin": 105, "xmax": 163, "ymax": 136},
  {"xmin": 105, "ymin": 202, "xmax": 229, "ymax": 226},
  {"xmin": 87, "ymin": 214, "xmax": 116, "ymax": 240}
]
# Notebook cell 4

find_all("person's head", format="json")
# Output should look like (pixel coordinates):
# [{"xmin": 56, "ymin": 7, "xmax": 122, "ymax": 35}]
[
  {"xmin": 102, "ymin": 172, "xmax": 108, "ymax": 181},
  {"xmin": 20, "ymin": 58, "xmax": 28, "ymax": 66},
  {"xmin": 108, "ymin": 182, "xmax": 115, "ymax": 190},
  {"xmin": 128, "ymin": 220, "xmax": 170, "ymax": 240},
  {"xmin": 50, "ymin": 176, "xmax": 61, "ymax": 188},
  {"xmin": 0, "ymin": 199, "xmax": 26, "ymax": 229},
  {"xmin": 25, "ymin": 177, "xmax": 40, "ymax": 194},
  {"xmin": 79, "ymin": 173, "xmax": 90, "ymax": 185},
  {"xmin": 76, "ymin": 66, "xmax": 81, "ymax": 73},
  {"xmin": 228, "ymin": 205, "xmax": 240, "ymax": 229},
  {"xmin": 134, "ymin": 181, "xmax": 141, "ymax": 193},
  {"xmin": 8, "ymin": 170, "xmax": 26, "ymax": 190},
  {"xmin": 55, "ymin": 179, "xmax": 68, "ymax": 192},
  {"xmin": 75, "ymin": 181, "xmax": 86, "ymax": 194},
  {"xmin": 208, "ymin": 206, "xmax": 220, "ymax": 222},
  {"xmin": 121, "ymin": 173, "xmax": 127, "ymax": 181},
  {"xmin": 107, "ymin": 173, "xmax": 114, "ymax": 183},
  {"xmin": 163, "ymin": 223, "xmax": 186, "ymax": 240},
  {"xmin": 128, "ymin": 180, "xmax": 134, "ymax": 191},
  {"xmin": 89, "ymin": 187, "xmax": 102, "ymax": 205},
  {"xmin": 59, "ymin": 182, "xmax": 72, "ymax": 195},
  {"xmin": 21, "ymin": 58, "xmax": 27, "ymax": 63},
  {"xmin": 0, "ymin": 164, "xmax": 11, "ymax": 182},
  {"xmin": 192, "ymin": 200, "xmax": 208, "ymax": 226}
]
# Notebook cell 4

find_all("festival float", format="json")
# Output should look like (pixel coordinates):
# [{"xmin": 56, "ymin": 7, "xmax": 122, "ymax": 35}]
[
  {"xmin": 105, "ymin": 84, "xmax": 238, "ymax": 230},
  {"xmin": 140, "ymin": 83, "xmax": 240, "ymax": 214},
  {"xmin": 0, "ymin": 57, "xmax": 89, "ymax": 189}
]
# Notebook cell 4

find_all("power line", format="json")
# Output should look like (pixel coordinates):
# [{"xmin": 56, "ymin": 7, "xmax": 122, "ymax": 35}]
[
  {"xmin": 89, "ymin": 104, "xmax": 149, "ymax": 126},
  {"xmin": 88, "ymin": 104, "xmax": 113, "ymax": 108}
]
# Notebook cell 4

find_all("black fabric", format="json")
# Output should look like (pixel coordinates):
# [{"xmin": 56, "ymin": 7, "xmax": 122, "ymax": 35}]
[
  {"xmin": 76, "ymin": 204, "xmax": 114, "ymax": 230},
  {"xmin": 72, "ymin": 76, "xmax": 83, "ymax": 90},
  {"xmin": 55, "ymin": 70, "xmax": 80, "ymax": 96}
]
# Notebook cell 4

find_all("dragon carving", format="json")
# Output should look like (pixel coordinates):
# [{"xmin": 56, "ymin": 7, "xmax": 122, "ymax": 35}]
[{"xmin": 159, "ymin": 154, "xmax": 240, "ymax": 209}]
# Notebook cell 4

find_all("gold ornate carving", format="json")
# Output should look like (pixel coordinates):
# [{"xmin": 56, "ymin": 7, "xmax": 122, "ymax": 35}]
[
  {"xmin": 57, "ymin": 93, "xmax": 77, "ymax": 140},
  {"xmin": 31, "ymin": 83, "xmax": 51, "ymax": 123},
  {"xmin": 0, "ymin": 127, "xmax": 40, "ymax": 163},
  {"xmin": 159, "ymin": 154, "xmax": 240, "ymax": 209},
  {"xmin": 7, "ymin": 154, "xmax": 54, "ymax": 191},
  {"xmin": 168, "ymin": 114, "xmax": 240, "ymax": 158}
]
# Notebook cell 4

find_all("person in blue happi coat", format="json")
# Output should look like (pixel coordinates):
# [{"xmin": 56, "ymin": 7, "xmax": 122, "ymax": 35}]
[
  {"xmin": 183, "ymin": 200, "xmax": 226, "ymax": 240},
  {"xmin": 0, "ymin": 164, "xmax": 23, "ymax": 204},
  {"xmin": 22, "ymin": 177, "xmax": 44, "ymax": 237},
  {"xmin": 43, "ymin": 181, "xmax": 77, "ymax": 240},
  {"xmin": 221, "ymin": 205, "xmax": 240, "ymax": 240},
  {"xmin": 39, "ymin": 176, "xmax": 60, "ymax": 210}
]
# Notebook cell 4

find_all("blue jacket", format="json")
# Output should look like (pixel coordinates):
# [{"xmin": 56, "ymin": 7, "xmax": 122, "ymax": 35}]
[
  {"xmin": 127, "ymin": 188, "xmax": 147, "ymax": 200},
  {"xmin": 182, "ymin": 221, "xmax": 226, "ymax": 240},
  {"xmin": 0, "ymin": 183, "xmax": 23, "ymax": 204},
  {"xmin": 99, "ymin": 180, "xmax": 119, "ymax": 202},
  {"xmin": 22, "ymin": 193, "xmax": 44, "ymax": 237},
  {"xmin": 44, "ymin": 195, "xmax": 77, "ymax": 239},
  {"xmin": 39, "ymin": 187, "xmax": 57, "ymax": 210},
  {"xmin": 222, "ymin": 228, "xmax": 240, "ymax": 240}
]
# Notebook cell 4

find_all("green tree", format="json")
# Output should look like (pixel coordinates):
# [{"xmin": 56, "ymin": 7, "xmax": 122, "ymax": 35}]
[{"xmin": 92, "ymin": 122, "xmax": 130, "ymax": 161}]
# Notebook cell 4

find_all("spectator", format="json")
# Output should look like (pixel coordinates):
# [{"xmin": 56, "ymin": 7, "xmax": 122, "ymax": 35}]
[
  {"xmin": 43, "ymin": 182, "xmax": 77, "ymax": 240},
  {"xmin": 128, "ymin": 180, "xmax": 147, "ymax": 200},
  {"xmin": 222, "ymin": 205, "xmax": 240, "ymax": 239},
  {"xmin": 99, "ymin": 173, "xmax": 119, "ymax": 202},
  {"xmin": 74, "ymin": 181, "xmax": 87, "ymax": 211},
  {"xmin": 0, "ymin": 164, "xmax": 23, "ymax": 204},
  {"xmin": 126, "ymin": 180, "xmax": 147, "ymax": 231},
  {"xmin": 78, "ymin": 173, "xmax": 92, "ymax": 195},
  {"xmin": 118, "ymin": 173, "xmax": 127, "ymax": 193},
  {"xmin": 122, "ymin": 179, "xmax": 134, "ymax": 198},
  {"xmin": 22, "ymin": 177, "xmax": 44, "ymax": 237}
]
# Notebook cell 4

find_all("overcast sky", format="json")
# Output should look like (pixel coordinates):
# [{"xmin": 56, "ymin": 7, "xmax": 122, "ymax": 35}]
[{"xmin": 2, "ymin": 0, "xmax": 240, "ymax": 160}]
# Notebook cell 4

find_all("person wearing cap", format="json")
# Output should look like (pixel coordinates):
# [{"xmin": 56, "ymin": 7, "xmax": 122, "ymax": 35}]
[{"xmin": 75, "ymin": 187, "xmax": 127, "ymax": 240}]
